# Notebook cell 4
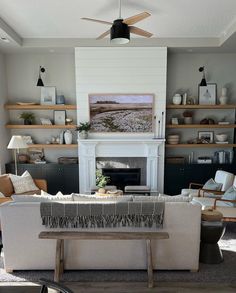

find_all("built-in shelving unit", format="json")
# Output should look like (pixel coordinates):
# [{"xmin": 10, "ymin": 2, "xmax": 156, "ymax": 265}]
[
  {"xmin": 6, "ymin": 124, "xmax": 76, "ymax": 129},
  {"xmin": 166, "ymin": 124, "xmax": 236, "ymax": 129},
  {"xmin": 4, "ymin": 104, "xmax": 77, "ymax": 110},
  {"xmin": 28, "ymin": 144, "xmax": 77, "ymax": 149},
  {"xmin": 166, "ymin": 104, "xmax": 236, "ymax": 109},
  {"xmin": 166, "ymin": 143, "xmax": 236, "ymax": 148}
]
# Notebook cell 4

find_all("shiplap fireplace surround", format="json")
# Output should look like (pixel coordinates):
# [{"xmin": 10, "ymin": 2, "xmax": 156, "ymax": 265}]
[{"xmin": 79, "ymin": 139, "xmax": 164, "ymax": 194}]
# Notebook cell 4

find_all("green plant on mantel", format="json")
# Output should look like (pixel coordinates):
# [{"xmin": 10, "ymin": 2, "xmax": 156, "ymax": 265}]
[
  {"xmin": 75, "ymin": 122, "xmax": 91, "ymax": 132},
  {"xmin": 19, "ymin": 112, "xmax": 35, "ymax": 125},
  {"xmin": 96, "ymin": 170, "xmax": 110, "ymax": 188}
]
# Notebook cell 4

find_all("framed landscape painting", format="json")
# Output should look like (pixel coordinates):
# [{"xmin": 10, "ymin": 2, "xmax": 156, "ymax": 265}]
[{"xmin": 89, "ymin": 94, "xmax": 154, "ymax": 132}]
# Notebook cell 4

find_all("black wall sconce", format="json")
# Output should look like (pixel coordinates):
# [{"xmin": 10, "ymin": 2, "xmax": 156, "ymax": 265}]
[
  {"xmin": 198, "ymin": 66, "xmax": 207, "ymax": 86},
  {"xmin": 36, "ymin": 66, "xmax": 46, "ymax": 87}
]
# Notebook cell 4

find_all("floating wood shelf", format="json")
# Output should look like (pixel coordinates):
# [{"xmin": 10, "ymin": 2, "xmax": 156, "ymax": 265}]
[
  {"xmin": 166, "ymin": 104, "xmax": 236, "ymax": 109},
  {"xmin": 28, "ymin": 144, "xmax": 78, "ymax": 149},
  {"xmin": 166, "ymin": 124, "xmax": 236, "ymax": 129},
  {"xmin": 6, "ymin": 124, "xmax": 77, "ymax": 129},
  {"xmin": 166, "ymin": 144, "xmax": 236, "ymax": 148},
  {"xmin": 4, "ymin": 104, "xmax": 77, "ymax": 110}
]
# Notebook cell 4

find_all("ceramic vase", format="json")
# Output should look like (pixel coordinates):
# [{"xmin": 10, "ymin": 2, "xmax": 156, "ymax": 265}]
[
  {"xmin": 79, "ymin": 131, "xmax": 88, "ymax": 139},
  {"xmin": 219, "ymin": 87, "xmax": 228, "ymax": 105},
  {"xmin": 184, "ymin": 117, "xmax": 193, "ymax": 124},
  {"xmin": 64, "ymin": 130, "xmax": 72, "ymax": 144},
  {"xmin": 172, "ymin": 94, "xmax": 182, "ymax": 105}
]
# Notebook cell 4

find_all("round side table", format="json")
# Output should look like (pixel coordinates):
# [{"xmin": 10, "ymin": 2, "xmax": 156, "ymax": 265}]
[{"xmin": 199, "ymin": 209, "xmax": 225, "ymax": 264}]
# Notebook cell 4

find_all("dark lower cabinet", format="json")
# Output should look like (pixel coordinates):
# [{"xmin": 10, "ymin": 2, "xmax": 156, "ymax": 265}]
[
  {"xmin": 5, "ymin": 163, "xmax": 79, "ymax": 194},
  {"xmin": 164, "ymin": 163, "xmax": 236, "ymax": 195}
]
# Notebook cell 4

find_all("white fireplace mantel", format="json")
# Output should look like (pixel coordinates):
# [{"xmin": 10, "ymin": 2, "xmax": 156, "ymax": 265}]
[{"xmin": 78, "ymin": 138, "xmax": 165, "ymax": 194}]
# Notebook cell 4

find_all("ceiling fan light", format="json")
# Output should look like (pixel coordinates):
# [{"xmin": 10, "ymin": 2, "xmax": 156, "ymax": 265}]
[{"xmin": 110, "ymin": 20, "xmax": 130, "ymax": 44}]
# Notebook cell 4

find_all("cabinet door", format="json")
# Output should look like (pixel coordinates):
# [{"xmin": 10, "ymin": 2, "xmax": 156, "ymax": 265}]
[
  {"xmin": 164, "ymin": 164, "xmax": 189, "ymax": 195},
  {"xmin": 62, "ymin": 164, "xmax": 79, "ymax": 194},
  {"xmin": 44, "ymin": 165, "xmax": 64, "ymax": 194}
]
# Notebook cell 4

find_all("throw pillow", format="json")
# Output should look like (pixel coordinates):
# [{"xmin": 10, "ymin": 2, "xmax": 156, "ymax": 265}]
[
  {"xmin": 0, "ymin": 174, "xmax": 14, "ymax": 197},
  {"xmin": 9, "ymin": 171, "xmax": 39, "ymax": 194},
  {"xmin": 72, "ymin": 193, "xmax": 132, "ymax": 203},
  {"xmin": 203, "ymin": 178, "xmax": 222, "ymax": 191},
  {"xmin": 221, "ymin": 186, "xmax": 236, "ymax": 207}
]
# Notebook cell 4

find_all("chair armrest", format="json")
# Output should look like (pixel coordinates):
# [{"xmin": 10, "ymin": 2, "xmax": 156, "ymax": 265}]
[
  {"xmin": 213, "ymin": 198, "xmax": 236, "ymax": 209},
  {"xmin": 200, "ymin": 189, "xmax": 224, "ymax": 198},
  {"xmin": 34, "ymin": 179, "xmax": 47, "ymax": 192},
  {"xmin": 189, "ymin": 182, "xmax": 203, "ymax": 189},
  {"xmin": 0, "ymin": 197, "xmax": 12, "ymax": 204}
]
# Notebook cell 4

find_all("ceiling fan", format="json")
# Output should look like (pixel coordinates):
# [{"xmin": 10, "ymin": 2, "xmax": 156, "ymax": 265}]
[{"xmin": 81, "ymin": 0, "xmax": 153, "ymax": 44}]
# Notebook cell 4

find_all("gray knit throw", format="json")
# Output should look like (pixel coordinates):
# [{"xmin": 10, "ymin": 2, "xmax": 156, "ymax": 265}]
[{"xmin": 40, "ymin": 202, "xmax": 165, "ymax": 229}]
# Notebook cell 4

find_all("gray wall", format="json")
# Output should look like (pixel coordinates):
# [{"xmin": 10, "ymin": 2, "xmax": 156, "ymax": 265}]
[
  {"xmin": 5, "ymin": 52, "xmax": 77, "ymax": 162},
  {"xmin": 166, "ymin": 53, "xmax": 236, "ymax": 162},
  {"xmin": 0, "ymin": 53, "xmax": 10, "ymax": 173}
]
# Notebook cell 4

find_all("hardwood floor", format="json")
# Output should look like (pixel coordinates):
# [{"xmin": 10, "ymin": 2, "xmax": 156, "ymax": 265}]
[{"xmin": 0, "ymin": 282, "xmax": 236, "ymax": 293}]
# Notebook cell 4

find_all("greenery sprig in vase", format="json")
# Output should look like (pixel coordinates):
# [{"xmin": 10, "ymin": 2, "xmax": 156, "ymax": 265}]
[
  {"xmin": 96, "ymin": 170, "xmax": 110, "ymax": 194},
  {"xmin": 75, "ymin": 122, "xmax": 91, "ymax": 139},
  {"xmin": 19, "ymin": 112, "xmax": 35, "ymax": 125}
]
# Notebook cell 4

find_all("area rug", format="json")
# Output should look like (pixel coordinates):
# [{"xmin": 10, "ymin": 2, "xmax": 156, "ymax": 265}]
[{"xmin": 0, "ymin": 224, "xmax": 235, "ymax": 283}]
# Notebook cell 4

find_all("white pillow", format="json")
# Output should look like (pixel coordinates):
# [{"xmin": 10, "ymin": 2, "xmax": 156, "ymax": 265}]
[
  {"xmin": 203, "ymin": 178, "xmax": 222, "ymax": 191},
  {"xmin": 132, "ymin": 195, "xmax": 191, "ymax": 202},
  {"xmin": 72, "ymin": 193, "xmax": 132, "ymax": 203},
  {"xmin": 0, "ymin": 192, "xmax": 5, "ymax": 198},
  {"xmin": 9, "ymin": 171, "xmax": 39, "ymax": 194},
  {"xmin": 12, "ymin": 191, "xmax": 73, "ymax": 202}
]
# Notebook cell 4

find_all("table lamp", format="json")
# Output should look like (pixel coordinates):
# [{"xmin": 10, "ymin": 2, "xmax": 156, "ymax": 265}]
[{"xmin": 7, "ymin": 136, "xmax": 28, "ymax": 175}]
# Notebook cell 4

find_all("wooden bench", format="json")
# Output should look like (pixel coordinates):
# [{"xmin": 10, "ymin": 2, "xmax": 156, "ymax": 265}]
[{"xmin": 39, "ymin": 231, "xmax": 169, "ymax": 288}]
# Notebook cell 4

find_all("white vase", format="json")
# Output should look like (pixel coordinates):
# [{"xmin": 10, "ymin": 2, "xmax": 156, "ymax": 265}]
[
  {"xmin": 172, "ymin": 94, "xmax": 182, "ymax": 105},
  {"xmin": 219, "ymin": 87, "xmax": 228, "ymax": 105},
  {"xmin": 79, "ymin": 131, "xmax": 88, "ymax": 139},
  {"xmin": 64, "ymin": 130, "xmax": 72, "ymax": 144},
  {"xmin": 184, "ymin": 117, "xmax": 193, "ymax": 124}
]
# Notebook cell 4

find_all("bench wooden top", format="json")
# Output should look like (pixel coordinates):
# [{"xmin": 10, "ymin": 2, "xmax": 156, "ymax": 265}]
[{"xmin": 39, "ymin": 231, "xmax": 169, "ymax": 240}]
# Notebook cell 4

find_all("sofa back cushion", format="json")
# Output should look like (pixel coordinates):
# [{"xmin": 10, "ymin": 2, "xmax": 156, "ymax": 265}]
[
  {"xmin": 72, "ymin": 193, "xmax": 132, "ymax": 203},
  {"xmin": 0, "ymin": 174, "xmax": 14, "ymax": 197},
  {"xmin": 133, "ymin": 195, "xmax": 191, "ymax": 202}
]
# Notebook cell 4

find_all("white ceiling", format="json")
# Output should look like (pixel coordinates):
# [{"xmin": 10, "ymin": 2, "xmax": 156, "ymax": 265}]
[{"xmin": 0, "ymin": 0, "xmax": 236, "ymax": 52}]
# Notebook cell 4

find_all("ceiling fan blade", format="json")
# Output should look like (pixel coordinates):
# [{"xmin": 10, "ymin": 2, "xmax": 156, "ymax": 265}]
[
  {"xmin": 81, "ymin": 17, "xmax": 112, "ymax": 25},
  {"xmin": 123, "ymin": 12, "xmax": 151, "ymax": 25},
  {"xmin": 130, "ymin": 26, "xmax": 153, "ymax": 38},
  {"xmin": 96, "ymin": 30, "xmax": 110, "ymax": 40}
]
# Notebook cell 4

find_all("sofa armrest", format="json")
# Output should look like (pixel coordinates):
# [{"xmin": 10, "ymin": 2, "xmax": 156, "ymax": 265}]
[
  {"xmin": 200, "ymin": 189, "xmax": 224, "ymax": 198},
  {"xmin": 34, "ymin": 179, "xmax": 47, "ymax": 192}
]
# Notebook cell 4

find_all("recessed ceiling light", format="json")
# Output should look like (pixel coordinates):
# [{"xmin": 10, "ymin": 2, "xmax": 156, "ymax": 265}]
[{"xmin": 1, "ymin": 37, "xmax": 10, "ymax": 43}]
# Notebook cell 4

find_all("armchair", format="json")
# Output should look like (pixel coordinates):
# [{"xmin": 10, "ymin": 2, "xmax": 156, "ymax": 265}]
[{"xmin": 181, "ymin": 170, "xmax": 234, "ymax": 197}]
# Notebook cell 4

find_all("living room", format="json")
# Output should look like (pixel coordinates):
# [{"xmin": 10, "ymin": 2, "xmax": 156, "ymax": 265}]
[{"xmin": 0, "ymin": 1, "xmax": 236, "ymax": 292}]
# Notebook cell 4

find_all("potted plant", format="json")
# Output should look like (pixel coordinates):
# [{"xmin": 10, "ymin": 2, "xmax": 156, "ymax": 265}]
[
  {"xmin": 96, "ymin": 170, "xmax": 110, "ymax": 194},
  {"xmin": 183, "ymin": 111, "xmax": 193, "ymax": 125},
  {"xmin": 19, "ymin": 112, "xmax": 35, "ymax": 125},
  {"xmin": 76, "ymin": 122, "xmax": 91, "ymax": 139}
]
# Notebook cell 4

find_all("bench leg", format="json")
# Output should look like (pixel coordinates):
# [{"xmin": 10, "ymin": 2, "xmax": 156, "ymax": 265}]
[
  {"xmin": 146, "ymin": 239, "xmax": 154, "ymax": 288},
  {"xmin": 54, "ymin": 239, "xmax": 63, "ymax": 282}
]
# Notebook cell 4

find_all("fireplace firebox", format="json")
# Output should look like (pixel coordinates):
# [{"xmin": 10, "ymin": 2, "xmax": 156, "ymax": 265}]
[{"xmin": 102, "ymin": 168, "xmax": 141, "ymax": 191}]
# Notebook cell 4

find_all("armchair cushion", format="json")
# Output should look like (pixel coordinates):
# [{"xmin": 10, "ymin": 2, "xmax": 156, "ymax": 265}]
[
  {"xmin": 221, "ymin": 186, "xmax": 236, "ymax": 207},
  {"xmin": 9, "ymin": 171, "xmax": 39, "ymax": 194},
  {"xmin": 203, "ymin": 178, "xmax": 222, "ymax": 191}
]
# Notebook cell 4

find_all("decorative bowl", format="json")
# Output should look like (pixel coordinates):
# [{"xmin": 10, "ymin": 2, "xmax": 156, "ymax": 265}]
[{"xmin": 215, "ymin": 133, "xmax": 228, "ymax": 142}]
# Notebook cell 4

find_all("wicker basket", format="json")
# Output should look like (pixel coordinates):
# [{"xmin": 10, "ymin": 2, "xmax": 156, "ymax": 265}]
[
  {"xmin": 58, "ymin": 157, "xmax": 78, "ymax": 164},
  {"xmin": 166, "ymin": 156, "xmax": 185, "ymax": 164}
]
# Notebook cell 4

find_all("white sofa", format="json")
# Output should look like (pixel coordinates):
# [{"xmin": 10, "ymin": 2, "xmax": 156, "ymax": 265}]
[{"xmin": 0, "ymin": 201, "xmax": 201, "ymax": 271}]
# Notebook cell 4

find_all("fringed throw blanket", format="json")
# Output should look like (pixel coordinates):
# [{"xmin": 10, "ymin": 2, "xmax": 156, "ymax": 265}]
[{"xmin": 40, "ymin": 202, "xmax": 165, "ymax": 229}]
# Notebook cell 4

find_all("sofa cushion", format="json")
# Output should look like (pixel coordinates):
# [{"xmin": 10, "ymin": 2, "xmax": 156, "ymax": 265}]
[
  {"xmin": 72, "ymin": 193, "xmax": 132, "ymax": 203},
  {"xmin": 12, "ymin": 191, "xmax": 73, "ymax": 202},
  {"xmin": 203, "ymin": 178, "xmax": 222, "ymax": 191},
  {"xmin": 133, "ymin": 195, "xmax": 191, "ymax": 202},
  {"xmin": 0, "ymin": 174, "xmax": 14, "ymax": 197},
  {"xmin": 9, "ymin": 171, "xmax": 39, "ymax": 194},
  {"xmin": 221, "ymin": 186, "xmax": 236, "ymax": 207}
]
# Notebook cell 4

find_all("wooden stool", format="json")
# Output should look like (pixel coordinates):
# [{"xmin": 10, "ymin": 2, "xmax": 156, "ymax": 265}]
[{"xmin": 201, "ymin": 209, "xmax": 223, "ymax": 222}]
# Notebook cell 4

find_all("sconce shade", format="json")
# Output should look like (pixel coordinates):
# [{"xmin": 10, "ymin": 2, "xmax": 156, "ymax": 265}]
[
  {"xmin": 111, "ymin": 19, "xmax": 130, "ymax": 44},
  {"xmin": 37, "ymin": 76, "xmax": 44, "ymax": 87},
  {"xmin": 7, "ymin": 136, "xmax": 28, "ymax": 149}
]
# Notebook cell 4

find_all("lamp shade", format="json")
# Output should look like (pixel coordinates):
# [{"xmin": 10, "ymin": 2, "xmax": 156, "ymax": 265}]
[
  {"xmin": 7, "ymin": 136, "xmax": 28, "ymax": 149},
  {"xmin": 111, "ymin": 20, "xmax": 130, "ymax": 44}
]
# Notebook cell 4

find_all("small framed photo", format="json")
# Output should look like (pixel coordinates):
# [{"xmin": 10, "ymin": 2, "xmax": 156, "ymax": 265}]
[
  {"xmin": 54, "ymin": 110, "xmax": 66, "ymax": 125},
  {"xmin": 198, "ymin": 83, "xmax": 217, "ymax": 105},
  {"xmin": 41, "ymin": 86, "xmax": 56, "ymax": 105},
  {"xmin": 198, "ymin": 131, "xmax": 214, "ymax": 144}
]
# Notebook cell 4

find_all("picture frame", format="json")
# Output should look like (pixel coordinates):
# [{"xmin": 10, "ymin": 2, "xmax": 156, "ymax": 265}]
[
  {"xmin": 40, "ymin": 86, "xmax": 56, "ymax": 105},
  {"xmin": 89, "ymin": 93, "xmax": 154, "ymax": 132},
  {"xmin": 198, "ymin": 83, "xmax": 217, "ymax": 105},
  {"xmin": 198, "ymin": 131, "xmax": 214, "ymax": 144},
  {"xmin": 171, "ymin": 117, "xmax": 179, "ymax": 125},
  {"xmin": 54, "ymin": 110, "xmax": 66, "ymax": 125}
]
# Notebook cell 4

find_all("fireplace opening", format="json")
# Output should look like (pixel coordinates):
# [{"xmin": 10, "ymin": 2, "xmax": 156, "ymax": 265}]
[{"xmin": 102, "ymin": 168, "xmax": 141, "ymax": 191}]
